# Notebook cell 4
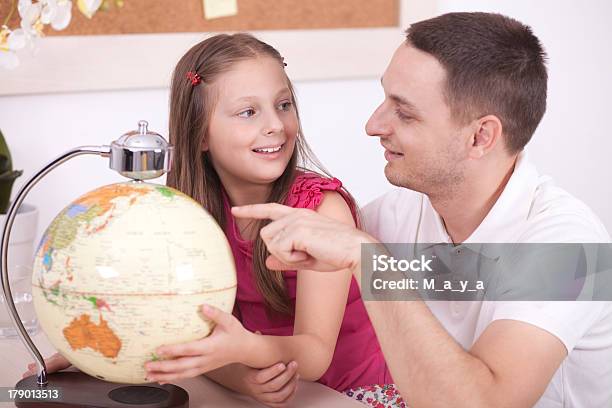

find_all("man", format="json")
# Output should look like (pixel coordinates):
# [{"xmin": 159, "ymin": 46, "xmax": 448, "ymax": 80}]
[{"xmin": 232, "ymin": 12, "xmax": 612, "ymax": 407}]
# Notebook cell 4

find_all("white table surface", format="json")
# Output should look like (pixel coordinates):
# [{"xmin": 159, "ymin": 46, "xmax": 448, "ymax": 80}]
[{"xmin": 0, "ymin": 330, "xmax": 363, "ymax": 407}]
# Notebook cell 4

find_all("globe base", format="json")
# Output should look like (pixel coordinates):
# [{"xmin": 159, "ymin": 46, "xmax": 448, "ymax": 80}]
[{"xmin": 14, "ymin": 371, "xmax": 189, "ymax": 407}]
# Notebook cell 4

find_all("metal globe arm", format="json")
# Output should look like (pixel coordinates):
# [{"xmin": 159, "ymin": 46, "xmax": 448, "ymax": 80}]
[
  {"xmin": 1, "ymin": 119, "xmax": 174, "ymax": 388},
  {"xmin": 1, "ymin": 145, "xmax": 112, "ymax": 386}
]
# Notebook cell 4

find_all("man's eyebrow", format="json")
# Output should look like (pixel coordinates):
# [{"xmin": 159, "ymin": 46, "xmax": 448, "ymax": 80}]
[
  {"xmin": 390, "ymin": 94, "xmax": 418, "ymax": 111},
  {"xmin": 380, "ymin": 77, "xmax": 418, "ymax": 111}
]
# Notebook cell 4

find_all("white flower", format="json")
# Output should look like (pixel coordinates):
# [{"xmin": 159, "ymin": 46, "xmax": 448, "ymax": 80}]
[
  {"xmin": 40, "ymin": 0, "xmax": 58, "ymax": 24},
  {"xmin": 18, "ymin": 0, "xmax": 41, "ymax": 26},
  {"xmin": 0, "ymin": 27, "xmax": 24, "ymax": 69},
  {"xmin": 17, "ymin": 1, "xmax": 72, "ymax": 35},
  {"xmin": 40, "ymin": 0, "xmax": 73, "ymax": 30},
  {"xmin": 77, "ymin": 0, "xmax": 102, "ymax": 19},
  {"xmin": 15, "ymin": 0, "xmax": 70, "ymax": 55},
  {"xmin": 18, "ymin": 0, "xmax": 44, "ymax": 45},
  {"xmin": 1, "ymin": 0, "xmax": 106, "ymax": 69},
  {"xmin": 51, "ymin": 0, "xmax": 72, "ymax": 30},
  {"xmin": 7, "ymin": 29, "xmax": 27, "ymax": 50}
]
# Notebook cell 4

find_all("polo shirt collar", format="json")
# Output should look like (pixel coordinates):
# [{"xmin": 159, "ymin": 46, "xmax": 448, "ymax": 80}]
[{"xmin": 419, "ymin": 151, "xmax": 541, "ymax": 256}]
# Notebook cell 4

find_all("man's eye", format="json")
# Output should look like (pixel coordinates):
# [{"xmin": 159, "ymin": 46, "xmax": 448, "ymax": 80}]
[
  {"xmin": 395, "ymin": 108, "xmax": 413, "ymax": 122},
  {"xmin": 278, "ymin": 101, "xmax": 293, "ymax": 111},
  {"xmin": 238, "ymin": 108, "xmax": 256, "ymax": 118}
]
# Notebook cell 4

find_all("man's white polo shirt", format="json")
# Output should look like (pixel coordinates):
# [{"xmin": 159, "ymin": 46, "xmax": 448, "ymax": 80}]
[{"xmin": 362, "ymin": 153, "xmax": 612, "ymax": 407}]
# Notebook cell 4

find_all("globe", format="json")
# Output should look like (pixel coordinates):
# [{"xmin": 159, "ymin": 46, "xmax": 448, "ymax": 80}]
[{"xmin": 31, "ymin": 182, "xmax": 237, "ymax": 384}]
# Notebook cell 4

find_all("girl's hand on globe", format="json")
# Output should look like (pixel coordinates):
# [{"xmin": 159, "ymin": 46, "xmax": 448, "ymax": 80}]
[
  {"xmin": 22, "ymin": 352, "xmax": 71, "ymax": 378},
  {"xmin": 145, "ymin": 304, "xmax": 255, "ymax": 382}
]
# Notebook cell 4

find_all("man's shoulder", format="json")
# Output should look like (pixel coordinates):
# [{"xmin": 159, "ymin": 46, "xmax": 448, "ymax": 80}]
[
  {"xmin": 363, "ymin": 187, "xmax": 423, "ymax": 209},
  {"xmin": 521, "ymin": 178, "xmax": 610, "ymax": 242},
  {"xmin": 361, "ymin": 188, "xmax": 424, "ymax": 240}
]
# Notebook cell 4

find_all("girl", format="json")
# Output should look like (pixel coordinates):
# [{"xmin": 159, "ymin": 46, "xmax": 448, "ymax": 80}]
[{"xmin": 26, "ymin": 33, "xmax": 403, "ymax": 408}]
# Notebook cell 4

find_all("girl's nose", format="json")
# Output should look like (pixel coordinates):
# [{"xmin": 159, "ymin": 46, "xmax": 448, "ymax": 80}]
[{"xmin": 263, "ymin": 112, "xmax": 284, "ymax": 136}]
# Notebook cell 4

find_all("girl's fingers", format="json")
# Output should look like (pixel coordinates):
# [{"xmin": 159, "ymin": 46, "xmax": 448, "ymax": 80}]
[
  {"xmin": 156, "ymin": 340, "xmax": 206, "ymax": 359},
  {"xmin": 47, "ymin": 353, "xmax": 71, "ymax": 371},
  {"xmin": 147, "ymin": 367, "xmax": 203, "ymax": 383},
  {"xmin": 259, "ymin": 373, "xmax": 299, "ymax": 406},
  {"xmin": 253, "ymin": 363, "xmax": 287, "ymax": 384},
  {"xmin": 24, "ymin": 353, "xmax": 71, "ymax": 377},
  {"xmin": 146, "ymin": 356, "xmax": 204, "ymax": 374},
  {"xmin": 261, "ymin": 361, "xmax": 298, "ymax": 393},
  {"xmin": 278, "ymin": 373, "xmax": 299, "ymax": 401}
]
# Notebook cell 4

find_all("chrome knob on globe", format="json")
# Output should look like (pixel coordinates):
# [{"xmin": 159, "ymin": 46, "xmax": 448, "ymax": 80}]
[
  {"xmin": 109, "ymin": 120, "xmax": 173, "ymax": 180},
  {"xmin": 0, "ymin": 121, "xmax": 236, "ymax": 408}
]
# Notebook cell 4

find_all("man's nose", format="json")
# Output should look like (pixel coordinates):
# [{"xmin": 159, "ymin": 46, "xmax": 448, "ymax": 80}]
[{"xmin": 365, "ymin": 104, "xmax": 391, "ymax": 138}]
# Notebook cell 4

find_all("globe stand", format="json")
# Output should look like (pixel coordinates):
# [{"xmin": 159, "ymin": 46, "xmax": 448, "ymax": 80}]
[
  {"xmin": 15, "ymin": 371, "xmax": 188, "ymax": 407},
  {"xmin": 1, "ymin": 122, "xmax": 187, "ymax": 408}
]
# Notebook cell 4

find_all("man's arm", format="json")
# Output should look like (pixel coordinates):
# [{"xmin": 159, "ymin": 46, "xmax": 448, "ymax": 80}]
[
  {"xmin": 232, "ymin": 203, "xmax": 568, "ymax": 407},
  {"xmin": 363, "ymin": 297, "xmax": 566, "ymax": 407}
]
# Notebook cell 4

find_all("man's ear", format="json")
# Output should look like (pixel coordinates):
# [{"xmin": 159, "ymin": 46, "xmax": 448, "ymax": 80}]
[{"xmin": 468, "ymin": 114, "xmax": 503, "ymax": 159}]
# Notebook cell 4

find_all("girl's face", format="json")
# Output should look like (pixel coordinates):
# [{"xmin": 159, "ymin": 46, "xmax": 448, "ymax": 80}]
[{"xmin": 205, "ymin": 57, "xmax": 298, "ymax": 188}]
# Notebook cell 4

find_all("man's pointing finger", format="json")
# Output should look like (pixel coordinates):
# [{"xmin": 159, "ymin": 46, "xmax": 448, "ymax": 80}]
[{"xmin": 231, "ymin": 203, "xmax": 296, "ymax": 220}]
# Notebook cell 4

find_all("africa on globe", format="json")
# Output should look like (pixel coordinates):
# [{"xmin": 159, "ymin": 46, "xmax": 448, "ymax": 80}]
[{"xmin": 31, "ymin": 182, "xmax": 237, "ymax": 384}]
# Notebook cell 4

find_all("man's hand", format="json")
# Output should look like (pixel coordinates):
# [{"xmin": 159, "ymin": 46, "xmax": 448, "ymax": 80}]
[{"xmin": 232, "ymin": 203, "xmax": 374, "ymax": 273}]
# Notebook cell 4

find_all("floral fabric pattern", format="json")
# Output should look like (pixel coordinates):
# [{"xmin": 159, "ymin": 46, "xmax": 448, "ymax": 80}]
[{"xmin": 344, "ymin": 383, "xmax": 406, "ymax": 408}]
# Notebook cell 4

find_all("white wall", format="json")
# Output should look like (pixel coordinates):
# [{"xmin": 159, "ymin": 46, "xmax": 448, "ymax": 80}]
[
  {"xmin": 436, "ymin": 0, "xmax": 612, "ymax": 231},
  {"xmin": 0, "ymin": 0, "xmax": 610, "ymax": 246},
  {"xmin": 0, "ymin": 79, "xmax": 392, "ymax": 243}
]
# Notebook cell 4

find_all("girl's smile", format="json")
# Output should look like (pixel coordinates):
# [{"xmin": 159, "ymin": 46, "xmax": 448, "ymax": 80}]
[{"xmin": 252, "ymin": 142, "xmax": 286, "ymax": 158}]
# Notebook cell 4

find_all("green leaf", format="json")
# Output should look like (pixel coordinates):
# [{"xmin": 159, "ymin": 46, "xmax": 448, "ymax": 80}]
[
  {"xmin": 0, "ymin": 154, "xmax": 9, "ymax": 174},
  {"xmin": 0, "ymin": 129, "xmax": 12, "ymax": 172},
  {"xmin": 0, "ymin": 170, "xmax": 23, "ymax": 181},
  {"xmin": 0, "ymin": 130, "xmax": 22, "ymax": 214}
]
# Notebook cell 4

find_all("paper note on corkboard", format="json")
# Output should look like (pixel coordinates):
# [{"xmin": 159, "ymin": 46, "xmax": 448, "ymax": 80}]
[
  {"xmin": 0, "ymin": 0, "xmax": 398, "ymax": 36},
  {"xmin": 203, "ymin": 0, "xmax": 238, "ymax": 20}
]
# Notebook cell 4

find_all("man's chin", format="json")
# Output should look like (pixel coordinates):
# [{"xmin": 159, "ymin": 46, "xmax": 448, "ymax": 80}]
[
  {"xmin": 384, "ymin": 166, "xmax": 424, "ymax": 192},
  {"xmin": 384, "ymin": 165, "xmax": 405, "ymax": 187}
]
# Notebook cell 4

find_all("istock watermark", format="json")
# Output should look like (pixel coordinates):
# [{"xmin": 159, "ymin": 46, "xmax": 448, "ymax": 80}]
[{"xmin": 360, "ymin": 243, "xmax": 612, "ymax": 301}]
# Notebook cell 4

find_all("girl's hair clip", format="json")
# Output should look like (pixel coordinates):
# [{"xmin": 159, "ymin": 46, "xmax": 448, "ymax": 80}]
[{"xmin": 186, "ymin": 71, "xmax": 202, "ymax": 86}]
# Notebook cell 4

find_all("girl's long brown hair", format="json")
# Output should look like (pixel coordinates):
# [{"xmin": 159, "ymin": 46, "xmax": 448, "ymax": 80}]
[{"xmin": 167, "ymin": 33, "xmax": 355, "ymax": 316}]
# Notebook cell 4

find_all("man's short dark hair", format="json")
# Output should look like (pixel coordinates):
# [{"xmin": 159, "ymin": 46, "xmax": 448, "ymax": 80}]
[{"xmin": 406, "ymin": 12, "xmax": 548, "ymax": 153}]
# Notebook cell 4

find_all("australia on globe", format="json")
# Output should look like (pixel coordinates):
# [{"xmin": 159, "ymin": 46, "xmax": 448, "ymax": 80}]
[{"xmin": 31, "ymin": 182, "xmax": 237, "ymax": 383}]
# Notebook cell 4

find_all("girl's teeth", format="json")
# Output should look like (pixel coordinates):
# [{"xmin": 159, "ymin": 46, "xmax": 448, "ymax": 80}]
[{"xmin": 254, "ymin": 146, "xmax": 282, "ymax": 153}]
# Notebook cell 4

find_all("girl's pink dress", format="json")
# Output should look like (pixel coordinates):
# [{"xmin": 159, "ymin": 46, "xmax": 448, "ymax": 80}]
[{"xmin": 222, "ymin": 172, "xmax": 392, "ymax": 391}]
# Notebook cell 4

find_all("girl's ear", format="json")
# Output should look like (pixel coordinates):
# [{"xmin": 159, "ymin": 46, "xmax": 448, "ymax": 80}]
[{"xmin": 201, "ymin": 138, "xmax": 209, "ymax": 152}]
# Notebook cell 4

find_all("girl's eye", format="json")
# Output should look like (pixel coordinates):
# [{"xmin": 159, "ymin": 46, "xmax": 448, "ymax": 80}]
[
  {"xmin": 238, "ymin": 108, "xmax": 256, "ymax": 118},
  {"xmin": 394, "ymin": 108, "xmax": 413, "ymax": 122},
  {"xmin": 278, "ymin": 101, "xmax": 293, "ymax": 111}
]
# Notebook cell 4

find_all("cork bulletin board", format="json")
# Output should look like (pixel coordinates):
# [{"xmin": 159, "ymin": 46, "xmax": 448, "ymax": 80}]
[
  {"xmin": 0, "ymin": 0, "xmax": 436, "ymax": 95},
  {"xmin": 1, "ymin": 0, "xmax": 399, "ymax": 35}
]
